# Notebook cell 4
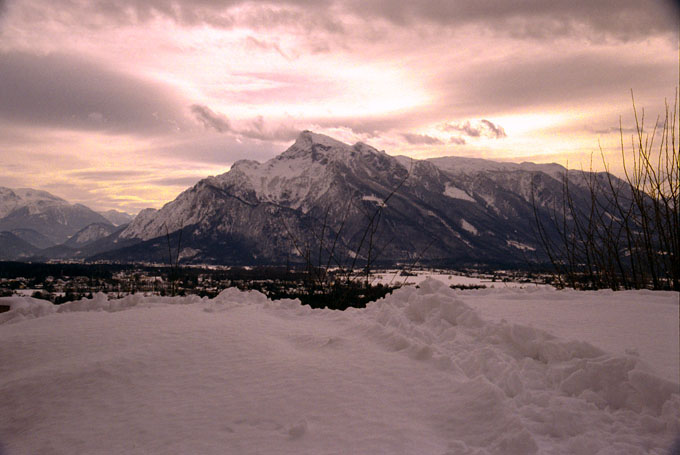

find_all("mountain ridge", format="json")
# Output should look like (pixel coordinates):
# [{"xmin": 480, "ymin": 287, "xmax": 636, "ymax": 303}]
[
  {"xmin": 100, "ymin": 131, "xmax": 578, "ymax": 266},
  {"xmin": 0, "ymin": 187, "xmax": 113, "ymax": 244},
  {"xmin": 2, "ymin": 131, "xmax": 617, "ymax": 267}
]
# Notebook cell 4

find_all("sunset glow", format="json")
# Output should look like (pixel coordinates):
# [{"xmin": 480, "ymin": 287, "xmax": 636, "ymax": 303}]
[{"xmin": 0, "ymin": 0, "xmax": 677, "ymax": 213}]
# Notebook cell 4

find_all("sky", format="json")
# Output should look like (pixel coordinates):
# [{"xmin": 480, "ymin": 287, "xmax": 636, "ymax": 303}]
[{"xmin": 0, "ymin": 0, "xmax": 678, "ymax": 214}]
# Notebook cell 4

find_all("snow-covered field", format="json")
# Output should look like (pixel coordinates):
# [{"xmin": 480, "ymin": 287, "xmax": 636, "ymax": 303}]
[
  {"xmin": 372, "ymin": 270, "xmax": 545, "ymax": 288},
  {"xmin": 1, "ymin": 279, "xmax": 678, "ymax": 454}
]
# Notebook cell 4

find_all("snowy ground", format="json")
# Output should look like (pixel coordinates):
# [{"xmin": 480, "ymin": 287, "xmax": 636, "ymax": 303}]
[
  {"xmin": 1, "ymin": 279, "xmax": 678, "ymax": 454},
  {"xmin": 371, "ymin": 270, "xmax": 541, "ymax": 288}
]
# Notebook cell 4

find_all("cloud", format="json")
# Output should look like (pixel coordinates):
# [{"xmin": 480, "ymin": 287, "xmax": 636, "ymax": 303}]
[
  {"xmin": 151, "ymin": 176, "xmax": 205, "ymax": 187},
  {"xmin": 244, "ymin": 35, "xmax": 295, "ymax": 60},
  {"xmin": 591, "ymin": 126, "xmax": 638, "ymax": 135},
  {"xmin": 239, "ymin": 116, "xmax": 299, "ymax": 141},
  {"xmin": 443, "ymin": 121, "xmax": 481, "ymax": 138},
  {"xmin": 402, "ymin": 133, "xmax": 443, "ymax": 145},
  {"xmin": 480, "ymin": 119, "xmax": 506, "ymax": 138},
  {"xmin": 191, "ymin": 105, "xmax": 231, "ymax": 133},
  {"xmin": 68, "ymin": 169, "xmax": 150, "ymax": 181},
  {"xmin": 441, "ymin": 119, "xmax": 506, "ymax": 139},
  {"xmin": 345, "ymin": 0, "xmax": 678, "ymax": 41},
  {"xmin": 191, "ymin": 104, "xmax": 298, "ymax": 142},
  {"xmin": 8, "ymin": 0, "xmax": 343, "ymax": 37},
  {"xmin": 0, "ymin": 0, "xmax": 676, "ymax": 213},
  {"xmin": 440, "ymin": 52, "xmax": 677, "ymax": 117},
  {"xmin": 150, "ymin": 132, "xmax": 283, "ymax": 166},
  {"xmin": 8, "ymin": 0, "xmax": 676, "ymax": 44},
  {"xmin": 0, "ymin": 51, "xmax": 190, "ymax": 135}
]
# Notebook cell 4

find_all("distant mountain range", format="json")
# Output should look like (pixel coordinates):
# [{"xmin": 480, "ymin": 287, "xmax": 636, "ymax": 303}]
[
  {"xmin": 0, "ymin": 187, "xmax": 133, "ymax": 260},
  {"xmin": 0, "ymin": 131, "xmax": 617, "ymax": 267}
]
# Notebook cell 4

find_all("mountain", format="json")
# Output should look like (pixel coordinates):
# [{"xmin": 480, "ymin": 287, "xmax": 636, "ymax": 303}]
[
  {"xmin": 0, "ymin": 231, "xmax": 39, "ymax": 260},
  {"xmin": 427, "ymin": 156, "xmax": 565, "ymax": 180},
  {"xmin": 64, "ymin": 222, "xmax": 119, "ymax": 248},
  {"xmin": 25, "ymin": 224, "xmax": 134, "ymax": 262},
  {"xmin": 93, "ymin": 131, "xmax": 586, "ymax": 267},
  {"xmin": 3, "ymin": 132, "xmax": 619, "ymax": 267},
  {"xmin": 6, "ymin": 228, "xmax": 56, "ymax": 249},
  {"xmin": 99, "ymin": 209, "xmax": 134, "ymax": 226},
  {"xmin": 0, "ymin": 187, "xmax": 112, "ymax": 244}
]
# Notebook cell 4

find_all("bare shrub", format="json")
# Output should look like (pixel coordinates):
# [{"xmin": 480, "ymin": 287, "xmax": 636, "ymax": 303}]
[{"xmin": 533, "ymin": 91, "xmax": 679, "ymax": 291}]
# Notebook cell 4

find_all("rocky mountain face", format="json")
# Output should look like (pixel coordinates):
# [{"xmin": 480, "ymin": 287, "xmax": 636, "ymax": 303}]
[
  {"xmin": 64, "ymin": 223, "xmax": 119, "ymax": 248},
  {"xmin": 94, "ymin": 131, "xmax": 590, "ymax": 267},
  {"xmin": 0, "ymin": 231, "xmax": 39, "ymax": 260},
  {"xmin": 3, "ymin": 131, "xmax": 619, "ymax": 267},
  {"xmin": 7, "ymin": 228, "xmax": 56, "ymax": 249},
  {"xmin": 0, "ymin": 187, "xmax": 112, "ymax": 244}
]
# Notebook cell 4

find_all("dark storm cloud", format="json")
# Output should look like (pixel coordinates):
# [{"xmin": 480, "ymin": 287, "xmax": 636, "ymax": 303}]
[
  {"xmin": 402, "ymin": 133, "xmax": 443, "ymax": 145},
  {"xmin": 0, "ymin": 51, "xmax": 189, "ymax": 135},
  {"xmin": 446, "ymin": 53, "xmax": 677, "ymax": 116}
]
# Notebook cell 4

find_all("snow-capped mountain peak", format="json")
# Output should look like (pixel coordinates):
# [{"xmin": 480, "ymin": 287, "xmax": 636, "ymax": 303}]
[
  {"xmin": 221, "ymin": 131, "xmax": 390, "ymax": 210},
  {"xmin": 289, "ymin": 130, "xmax": 349, "ymax": 151},
  {"xmin": 0, "ymin": 186, "xmax": 68, "ymax": 218},
  {"xmin": 102, "ymin": 131, "xmax": 627, "ymax": 266},
  {"xmin": 0, "ymin": 186, "xmax": 112, "ymax": 244},
  {"xmin": 119, "ymin": 131, "xmax": 404, "ymax": 242}
]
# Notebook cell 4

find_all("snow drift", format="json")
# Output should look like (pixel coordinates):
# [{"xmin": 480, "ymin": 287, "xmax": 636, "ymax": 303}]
[{"xmin": 1, "ymin": 279, "xmax": 678, "ymax": 454}]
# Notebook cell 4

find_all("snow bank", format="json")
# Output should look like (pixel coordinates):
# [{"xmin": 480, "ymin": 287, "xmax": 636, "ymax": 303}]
[
  {"xmin": 0, "ymin": 295, "xmax": 57, "ymax": 323},
  {"xmin": 460, "ymin": 286, "xmax": 679, "ymax": 383},
  {"xmin": 1, "ymin": 280, "xmax": 678, "ymax": 454}
]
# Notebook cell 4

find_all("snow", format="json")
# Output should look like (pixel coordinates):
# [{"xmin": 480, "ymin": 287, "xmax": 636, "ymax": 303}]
[
  {"xmin": 506, "ymin": 239, "xmax": 536, "ymax": 251},
  {"xmin": 230, "ymin": 131, "xmax": 382, "ymax": 210},
  {"xmin": 121, "ymin": 131, "xmax": 374, "ymax": 240},
  {"xmin": 229, "ymin": 155, "xmax": 331, "ymax": 210},
  {"xmin": 119, "ymin": 207, "xmax": 158, "ymax": 239},
  {"xmin": 371, "ymin": 270, "xmax": 534, "ymax": 288},
  {"xmin": 1, "ymin": 280, "xmax": 678, "ymax": 454},
  {"xmin": 443, "ymin": 183, "xmax": 476, "ymax": 202},
  {"xmin": 429, "ymin": 156, "xmax": 565, "ymax": 181},
  {"xmin": 362, "ymin": 195, "xmax": 387, "ymax": 206},
  {"xmin": 67, "ymin": 223, "xmax": 115, "ymax": 245},
  {"xmin": 460, "ymin": 219, "xmax": 478, "ymax": 235},
  {"xmin": 459, "ymin": 287, "xmax": 679, "ymax": 383},
  {"xmin": 0, "ymin": 186, "xmax": 68, "ymax": 218},
  {"xmin": 424, "ymin": 210, "xmax": 463, "ymax": 242}
]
